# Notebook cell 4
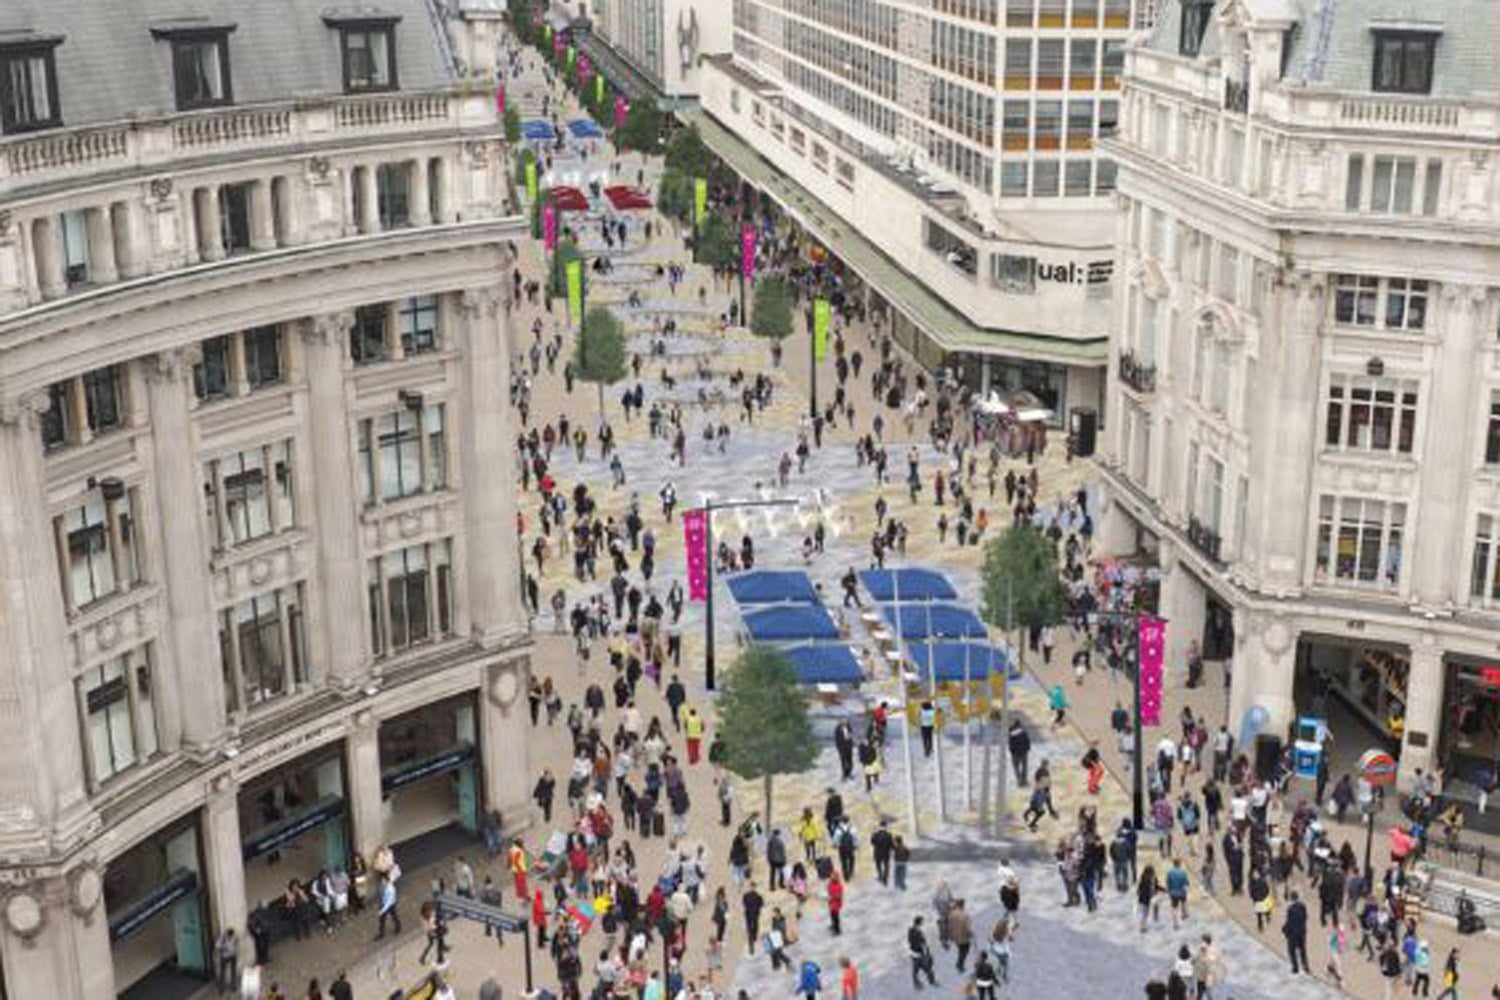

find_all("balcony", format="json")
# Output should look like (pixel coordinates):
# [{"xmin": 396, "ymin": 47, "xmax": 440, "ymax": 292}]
[
  {"xmin": 1186, "ymin": 515, "xmax": 1222, "ymax": 563},
  {"xmin": 1118, "ymin": 349, "xmax": 1157, "ymax": 394},
  {"xmin": 1224, "ymin": 78, "xmax": 1249, "ymax": 114},
  {"xmin": 1, "ymin": 88, "xmax": 496, "ymax": 193}
]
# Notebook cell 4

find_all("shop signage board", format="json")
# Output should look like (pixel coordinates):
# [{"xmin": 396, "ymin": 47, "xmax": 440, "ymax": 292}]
[
  {"xmin": 109, "ymin": 870, "xmax": 197, "ymax": 942},
  {"xmin": 381, "ymin": 744, "xmax": 476, "ymax": 794},
  {"xmin": 241, "ymin": 797, "xmax": 344, "ymax": 861}
]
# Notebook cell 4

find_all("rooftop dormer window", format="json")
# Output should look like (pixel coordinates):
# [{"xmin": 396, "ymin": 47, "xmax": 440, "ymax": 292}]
[
  {"xmin": 1372, "ymin": 30, "xmax": 1437, "ymax": 95},
  {"xmin": 152, "ymin": 25, "xmax": 235, "ymax": 110},
  {"xmin": 0, "ymin": 38, "xmax": 62, "ymax": 134},
  {"xmin": 1179, "ymin": 0, "xmax": 1215, "ymax": 58},
  {"xmin": 325, "ymin": 15, "xmax": 401, "ymax": 94}
]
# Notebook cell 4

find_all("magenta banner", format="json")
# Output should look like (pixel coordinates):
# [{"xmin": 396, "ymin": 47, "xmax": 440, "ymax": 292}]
[
  {"xmin": 543, "ymin": 203, "xmax": 556, "ymax": 250},
  {"xmin": 1138, "ymin": 616, "xmax": 1166, "ymax": 727},
  {"xmin": 553, "ymin": 33, "xmax": 565, "ymax": 60},
  {"xmin": 577, "ymin": 55, "xmax": 591, "ymax": 89},
  {"xmin": 741, "ymin": 225, "xmax": 756, "ymax": 281},
  {"xmin": 496, "ymin": 83, "xmax": 506, "ymax": 116},
  {"xmin": 683, "ymin": 509, "xmax": 709, "ymax": 601},
  {"xmin": 614, "ymin": 95, "xmax": 628, "ymax": 132}
]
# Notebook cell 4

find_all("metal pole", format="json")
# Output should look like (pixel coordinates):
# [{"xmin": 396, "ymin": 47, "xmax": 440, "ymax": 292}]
[
  {"xmin": 808, "ymin": 307, "xmax": 819, "ymax": 420},
  {"xmin": 894, "ymin": 568, "xmax": 920, "ymax": 838},
  {"xmin": 927, "ymin": 625, "xmax": 947, "ymax": 822},
  {"xmin": 740, "ymin": 270, "xmax": 747, "ymax": 329},
  {"xmin": 523, "ymin": 923, "xmax": 534, "ymax": 992},
  {"xmin": 997, "ymin": 577, "xmax": 1013, "ymax": 833},
  {"xmin": 704, "ymin": 502, "xmax": 716, "ymax": 690},
  {"xmin": 1132, "ymin": 613, "xmax": 1146, "ymax": 833},
  {"xmin": 964, "ymin": 641, "xmax": 973, "ymax": 811},
  {"xmin": 1363, "ymin": 808, "xmax": 1375, "ymax": 880}
]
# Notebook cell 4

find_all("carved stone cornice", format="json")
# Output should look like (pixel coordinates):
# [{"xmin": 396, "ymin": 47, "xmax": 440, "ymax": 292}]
[{"xmin": 300, "ymin": 310, "xmax": 355, "ymax": 346}]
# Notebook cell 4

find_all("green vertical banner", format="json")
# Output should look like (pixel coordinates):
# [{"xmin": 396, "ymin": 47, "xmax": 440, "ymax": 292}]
[
  {"xmin": 595, "ymin": 73, "xmax": 605, "ymax": 104},
  {"xmin": 525, "ymin": 158, "xmax": 538, "ymax": 202},
  {"xmin": 814, "ymin": 299, "xmax": 831, "ymax": 362},
  {"xmin": 693, "ymin": 177, "xmax": 708, "ymax": 225},
  {"xmin": 567, "ymin": 46, "xmax": 576, "ymax": 71},
  {"xmin": 566, "ymin": 259, "xmax": 584, "ymax": 325}
]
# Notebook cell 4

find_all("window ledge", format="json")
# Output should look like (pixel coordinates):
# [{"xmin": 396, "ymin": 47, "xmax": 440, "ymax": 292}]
[
  {"xmin": 208, "ymin": 527, "xmax": 310, "ymax": 575},
  {"xmin": 360, "ymin": 488, "xmax": 456, "ymax": 525},
  {"xmin": 65, "ymin": 581, "xmax": 160, "ymax": 631}
]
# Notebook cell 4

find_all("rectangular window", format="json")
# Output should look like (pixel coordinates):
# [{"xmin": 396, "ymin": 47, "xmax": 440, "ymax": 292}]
[
  {"xmin": 219, "ymin": 584, "xmax": 307, "ymax": 713},
  {"xmin": 1069, "ymin": 39, "xmax": 1097, "ymax": 89},
  {"xmin": 1370, "ymin": 155, "xmax": 1416, "ymax": 213},
  {"xmin": 350, "ymin": 303, "xmax": 389, "ymax": 364},
  {"xmin": 1333, "ymin": 274, "xmax": 1381, "ymax": 327},
  {"xmin": 1345, "ymin": 153, "xmax": 1364, "ymax": 210},
  {"xmin": 1180, "ymin": 0, "xmax": 1214, "ymax": 56},
  {"xmin": 1315, "ymin": 496, "xmax": 1405, "ymax": 587},
  {"xmin": 1066, "ymin": 99, "xmax": 1093, "ymax": 149},
  {"xmin": 61, "ymin": 209, "xmax": 89, "ymax": 287},
  {"xmin": 340, "ymin": 24, "xmax": 397, "ymax": 93},
  {"xmin": 1006, "ymin": 0, "xmax": 1034, "ymax": 26},
  {"xmin": 1101, "ymin": 40, "xmax": 1125, "ymax": 88},
  {"xmin": 58, "ymin": 490, "xmax": 138, "ymax": 611},
  {"xmin": 1216, "ymin": 245, "xmax": 1239, "ymax": 304},
  {"xmin": 1034, "ymin": 100, "xmax": 1062, "ymax": 150},
  {"xmin": 1324, "ymin": 375, "xmax": 1420, "ymax": 455},
  {"xmin": 1000, "ymin": 161, "xmax": 1029, "ymax": 197},
  {"xmin": 244, "ymin": 325, "xmax": 283, "ymax": 388},
  {"xmin": 1004, "ymin": 39, "xmax": 1031, "ymax": 88},
  {"xmin": 1002, "ymin": 101, "xmax": 1030, "ymax": 150},
  {"xmin": 82, "ymin": 366, "xmax": 124, "ymax": 435},
  {"xmin": 1422, "ymin": 159, "xmax": 1443, "ymax": 216},
  {"xmin": 1064, "ymin": 160, "xmax": 1092, "ymax": 196},
  {"xmin": 79, "ymin": 651, "xmax": 158, "ymax": 786},
  {"xmin": 0, "ymin": 44, "xmax": 61, "ymax": 133},
  {"xmin": 398, "ymin": 295, "xmax": 439, "ymax": 355},
  {"xmin": 167, "ymin": 32, "xmax": 233, "ymax": 111},
  {"xmin": 194, "ymin": 335, "xmax": 232, "ymax": 400},
  {"xmin": 359, "ymin": 403, "xmax": 446, "ymax": 502},
  {"xmin": 370, "ymin": 540, "xmax": 453, "ymax": 656},
  {"xmin": 205, "ymin": 442, "xmax": 294, "ymax": 547},
  {"xmin": 1486, "ymin": 393, "xmax": 1500, "ymax": 464},
  {"xmin": 1471, "ymin": 514, "xmax": 1500, "ymax": 603},
  {"xmin": 1372, "ymin": 31, "xmax": 1436, "ymax": 94},
  {"xmin": 992, "ymin": 254, "xmax": 1037, "ymax": 294},
  {"xmin": 1036, "ymin": 40, "xmax": 1065, "ymax": 89},
  {"xmin": 1096, "ymin": 158, "xmax": 1117, "ymax": 193},
  {"xmin": 1384, "ymin": 278, "xmax": 1428, "ymax": 330},
  {"xmin": 1032, "ymin": 159, "xmax": 1060, "ymax": 197},
  {"xmin": 1037, "ymin": 0, "xmax": 1066, "ymax": 26},
  {"xmin": 377, "ymin": 163, "xmax": 411, "ymax": 229}
]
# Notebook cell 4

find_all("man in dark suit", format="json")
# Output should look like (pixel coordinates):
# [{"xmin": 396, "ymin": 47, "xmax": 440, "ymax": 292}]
[{"xmin": 1282, "ymin": 890, "xmax": 1309, "ymax": 974}]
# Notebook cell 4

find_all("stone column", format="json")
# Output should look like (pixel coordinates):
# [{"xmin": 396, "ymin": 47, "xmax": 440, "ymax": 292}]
[
  {"xmin": 32, "ymin": 215, "xmax": 65, "ymax": 299},
  {"xmin": 200, "ymin": 186, "xmax": 225, "ymax": 262},
  {"xmin": 249, "ymin": 178, "xmax": 277, "ymax": 251},
  {"xmin": 1398, "ymin": 641, "xmax": 1445, "ymax": 791},
  {"xmin": 143, "ymin": 350, "xmax": 228, "ymax": 751},
  {"xmin": 458, "ymin": 286, "xmax": 524, "ymax": 645},
  {"xmin": 345, "ymin": 711, "xmax": 385, "ymax": 859},
  {"xmin": 0, "ymin": 869, "xmax": 113, "ymax": 1000},
  {"xmin": 432, "ymin": 157, "xmax": 455, "ymax": 224},
  {"xmin": 115, "ymin": 200, "xmax": 149, "ymax": 279},
  {"xmin": 409, "ymin": 160, "xmax": 432, "ymax": 226},
  {"xmin": 201, "ymin": 780, "xmax": 248, "ymax": 949},
  {"xmin": 1411, "ymin": 285, "xmax": 1484, "ymax": 609},
  {"xmin": 300, "ymin": 313, "xmax": 369, "ymax": 690},
  {"xmin": 1227, "ymin": 610, "xmax": 1298, "ymax": 742},
  {"xmin": 358, "ymin": 166, "xmax": 380, "ymax": 234},
  {"xmin": 84, "ymin": 206, "xmax": 118, "ymax": 284},
  {"xmin": 1157, "ymin": 542, "xmax": 1207, "ymax": 688},
  {"xmin": 0, "ymin": 395, "xmax": 92, "ymax": 836},
  {"xmin": 480, "ymin": 654, "xmax": 534, "ymax": 827}
]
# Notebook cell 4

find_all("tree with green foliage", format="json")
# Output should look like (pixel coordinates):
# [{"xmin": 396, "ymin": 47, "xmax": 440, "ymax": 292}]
[
  {"xmin": 550, "ymin": 239, "xmax": 582, "ymax": 297},
  {"xmin": 574, "ymin": 306, "xmax": 627, "ymax": 415},
  {"xmin": 664, "ymin": 124, "xmax": 713, "ymax": 178},
  {"xmin": 503, "ymin": 104, "xmax": 521, "ymax": 145},
  {"xmin": 751, "ymin": 278, "xmax": 794, "ymax": 341},
  {"xmin": 656, "ymin": 169, "xmax": 693, "ymax": 223},
  {"xmin": 528, "ymin": 185, "xmax": 549, "ymax": 238},
  {"xmin": 979, "ymin": 524, "xmax": 1067, "ymax": 644},
  {"xmin": 694, "ymin": 215, "xmax": 737, "ymax": 269},
  {"xmin": 717, "ymin": 646, "xmax": 819, "ymax": 824},
  {"xmin": 617, "ymin": 102, "xmax": 662, "ymax": 154}
]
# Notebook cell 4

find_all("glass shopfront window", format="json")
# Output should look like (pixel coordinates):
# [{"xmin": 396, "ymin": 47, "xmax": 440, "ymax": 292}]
[
  {"xmin": 1441, "ymin": 656, "xmax": 1500, "ymax": 788},
  {"xmin": 105, "ymin": 816, "xmax": 208, "ymax": 995},
  {"xmin": 238, "ymin": 747, "xmax": 348, "ymax": 914},
  {"xmin": 1300, "ymin": 638, "xmax": 1409, "ymax": 746},
  {"xmin": 379, "ymin": 695, "xmax": 480, "ymax": 848}
]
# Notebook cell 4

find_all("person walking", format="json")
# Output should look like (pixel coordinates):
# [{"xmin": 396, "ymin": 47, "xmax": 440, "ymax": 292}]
[
  {"xmin": 1281, "ymin": 890, "xmax": 1309, "ymax": 975},
  {"xmin": 907, "ymin": 916, "xmax": 938, "ymax": 990},
  {"xmin": 214, "ymin": 928, "xmax": 238, "ymax": 993},
  {"xmin": 1165, "ymin": 858, "xmax": 1191, "ymax": 928},
  {"xmin": 1435, "ymin": 948, "xmax": 1461, "ymax": 1000},
  {"xmin": 947, "ymin": 899, "xmax": 974, "ymax": 973},
  {"xmin": 893, "ymin": 835, "xmax": 910, "ymax": 890},
  {"xmin": 1136, "ymin": 865, "xmax": 1161, "ymax": 932},
  {"xmin": 1008, "ymin": 720, "xmax": 1030, "ymax": 787},
  {"xmin": 827, "ymin": 872, "xmax": 845, "ymax": 936},
  {"xmin": 375, "ymin": 874, "xmax": 401, "ymax": 940},
  {"xmin": 839, "ymin": 956, "xmax": 860, "ymax": 1000},
  {"xmin": 1409, "ymin": 938, "xmax": 1432, "ymax": 996},
  {"xmin": 798, "ymin": 959, "xmax": 822, "ymax": 1000},
  {"xmin": 684, "ymin": 707, "xmax": 705, "ymax": 763},
  {"xmin": 871, "ymin": 822, "xmax": 894, "ymax": 885},
  {"xmin": 1325, "ymin": 919, "xmax": 1347, "ymax": 987},
  {"xmin": 741, "ymin": 883, "xmax": 765, "ymax": 958},
  {"xmin": 974, "ymin": 953, "xmax": 1000, "ymax": 1000}
]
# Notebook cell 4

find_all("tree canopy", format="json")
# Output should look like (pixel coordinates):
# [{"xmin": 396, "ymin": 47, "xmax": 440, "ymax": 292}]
[
  {"xmin": 979, "ymin": 524, "xmax": 1067, "ymax": 633},
  {"xmin": 717, "ymin": 646, "xmax": 819, "ymax": 822},
  {"xmin": 656, "ymin": 169, "xmax": 693, "ymax": 223},
  {"xmin": 573, "ymin": 306, "xmax": 627, "ymax": 386},
  {"xmin": 750, "ymin": 278, "xmax": 794, "ymax": 340},
  {"xmin": 550, "ymin": 238, "xmax": 582, "ymax": 296},
  {"xmin": 617, "ymin": 102, "xmax": 662, "ymax": 153},
  {"xmin": 695, "ymin": 215, "xmax": 737, "ymax": 269},
  {"xmin": 664, "ymin": 124, "xmax": 713, "ymax": 177},
  {"xmin": 503, "ymin": 104, "xmax": 521, "ymax": 145}
]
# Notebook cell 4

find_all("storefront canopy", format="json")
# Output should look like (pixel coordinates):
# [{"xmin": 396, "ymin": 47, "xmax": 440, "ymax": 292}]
[
  {"xmin": 604, "ymin": 185, "xmax": 653, "ymax": 210},
  {"xmin": 905, "ymin": 642, "xmax": 1017, "ymax": 682},
  {"xmin": 782, "ymin": 645, "xmax": 864, "ymax": 685},
  {"xmin": 550, "ymin": 186, "xmax": 590, "ymax": 211},
  {"xmin": 742, "ymin": 605, "xmax": 839, "ymax": 642},
  {"xmin": 521, "ymin": 119, "xmax": 555, "ymax": 141},
  {"xmin": 881, "ymin": 603, "xmax": 988, "ymax": 640},
  {"xmin": 569, "ymin": 118, "xmax": 605, "ymax": 139},
  {"xmin": 859, "ymin": 568, "xmax": 957, "ymax": 602},
  {"xmin": 726, "ymin": 569, "xmax": 819, "ymax": 605}
]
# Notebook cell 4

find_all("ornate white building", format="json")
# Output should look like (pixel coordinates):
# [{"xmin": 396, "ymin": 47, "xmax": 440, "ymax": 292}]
[
  {"xmin": 0, "ymin": 1, "xmax": 531, "ymax": 994},
  {"xmin": 1098, "ymin": 0, "xmax": 1500, "ymax": 793}
]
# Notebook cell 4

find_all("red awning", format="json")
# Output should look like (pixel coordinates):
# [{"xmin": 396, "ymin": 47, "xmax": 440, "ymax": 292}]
[
  {"xmin": 604, "ymin": 185, "xmax": 653, "ymax": 210},
  {"xmin": 550, "ymin": 186, "xmax": 590, "ymax": 212}
]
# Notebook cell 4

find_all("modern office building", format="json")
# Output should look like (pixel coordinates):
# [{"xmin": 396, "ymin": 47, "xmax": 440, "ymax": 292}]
[
  {"xmin": 580, "ymin": 0, "xmax": 733, "ymax": 111},
  {"xmin": 689, "ymin": 0, "xmax": 1153, "ymax": 421},
  {"xmin": 0, "ymin": 2, "xmax": 531, "ymax": 995},
  {"xmin": 1097, "ymin": 0, "xmax": 1500, "ymax": 793}
]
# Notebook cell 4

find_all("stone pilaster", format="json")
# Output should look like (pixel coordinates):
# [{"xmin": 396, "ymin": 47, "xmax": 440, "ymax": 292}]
[
  {"xmin": 299, "ymin": 313, "xmax": 369, "ymax": 690},
  {"xmin": 1398, "ymin": 641, "xmax": 1445, "ymax": 792},
  {"xmin": 345, "ymin": 710, "xmax": 385, "ymax": 859},
  {"xmin": 480, "ymin": 654, "xmax": 533, "ymax": 826},
  {"xmin": 1227, "ymin": 609, "xmax": 1298, "ymax": 741},
  {"xmin": 144, "ymin": 349, "xmax": 228, "ymax": 751},
  {"xmin": 0, "ymin": 866, "xmax": 112, "ymax": 999},
  {"xmin": 201, "ymin": 778, "xmax": 247, "ymax": 950}
]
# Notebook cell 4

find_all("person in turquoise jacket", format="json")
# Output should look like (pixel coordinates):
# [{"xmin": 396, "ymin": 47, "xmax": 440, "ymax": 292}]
[{"xmin": 1049, "ymin": 684, "xmax": 1069, "ymax": 727}]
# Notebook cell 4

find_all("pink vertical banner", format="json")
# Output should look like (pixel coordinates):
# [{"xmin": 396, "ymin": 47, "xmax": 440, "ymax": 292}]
[
  {"xmin": 496, "ymin": 82, "xmax": 506, "ymax": 116},
  {"xmin": 553, "ymin": 33, "xmax": 565, "ymax": 60},
  {"xmin": 1138, "ymin": 615, "xmax": 1166, "ymax": 727},
  {"xmin": 740, "ymin": 224, "xmax": 756, "ymax": 281},
  {"xmin": 577, "ymin": 54, "xmax": 591, "ymax": 89},
  {"xmin": 543, "ymin": 202, "xmax": 556, "ymax": 250},
  {"xmin": 614, "ymin": 95, "xmax": 628, "ymax": 132},
  {"xmin": 683, "ymin": 509, "xmax": 709, "ymax": 601}
]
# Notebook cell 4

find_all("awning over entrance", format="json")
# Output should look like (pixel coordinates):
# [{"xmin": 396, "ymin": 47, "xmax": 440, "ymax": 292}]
[{"xmin": 680, "ymin": 109, "xmax": 1108, "ymax": 367}]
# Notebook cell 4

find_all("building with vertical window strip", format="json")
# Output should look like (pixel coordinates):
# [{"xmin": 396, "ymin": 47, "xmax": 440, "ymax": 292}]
[
  {"xmin": 0, "ymin": 1, "xmax": 532, "ymax": 995},
  {"xmin": 1096, "ymin": 0, "xmax": 1500, "ymax": 798},
  {"xmin": 690, "ymin": 0, "xmax": 1152, "ymax": 418}
]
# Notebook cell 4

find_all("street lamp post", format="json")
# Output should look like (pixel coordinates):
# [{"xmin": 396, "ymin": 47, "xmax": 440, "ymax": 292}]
[
  {"xmin": 698, "ymin": 497, "xmax": 798, "ymax": 691},
  {"xmin": 1092, "ymin": 608, "xmax": 1167, "ymax": 833}
]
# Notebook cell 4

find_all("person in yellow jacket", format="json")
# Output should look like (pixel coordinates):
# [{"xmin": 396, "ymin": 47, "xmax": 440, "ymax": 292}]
[
  {"xmin": 794, "ymin": 808, "xmax": 824, "ymax": 861},
  {"xmin": 684, "ymin": 707, "xmax": 706, "ymax": 764}
]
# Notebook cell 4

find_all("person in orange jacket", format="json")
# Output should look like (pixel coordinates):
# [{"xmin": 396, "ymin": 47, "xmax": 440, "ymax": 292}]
[{"xmin": 508, "ymin": 838, "xmax": 529, "ymax": 901}]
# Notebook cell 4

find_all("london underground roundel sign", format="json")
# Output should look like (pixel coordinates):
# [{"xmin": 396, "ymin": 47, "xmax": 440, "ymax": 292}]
[{"xmin": 1358, "ymin": 748, "xmax": 1398, "ymax": 786}]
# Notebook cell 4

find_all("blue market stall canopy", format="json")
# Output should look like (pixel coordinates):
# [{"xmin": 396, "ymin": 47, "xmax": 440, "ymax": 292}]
[
  {"xmin": 521, "ymin": 119, "xmax": 556, "ymax": 141},
  {"xmin": 743, "ymin": 605, "xmax": 839, "ymax": 642},
  {"xmin": 906, "ymin": 642, "xmax": 1018, "ymax": 682},
  {"xmin": 568, "ymin": 118, "xmax": 605, "ymax": 139},
  {"xmin": 726, "ymin": 569, "xmax": 820, "ymax": 605},
  {"xmin": 859, "ymin": 568, "xmax": 957, "ymax": 602},
  {"xmin": 783, "ymin": 645, "xmax": 864, "ymax": 685},
  {"xmin": 881, "ymin": 603, "xmax": 988, "ymax": 639}
]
